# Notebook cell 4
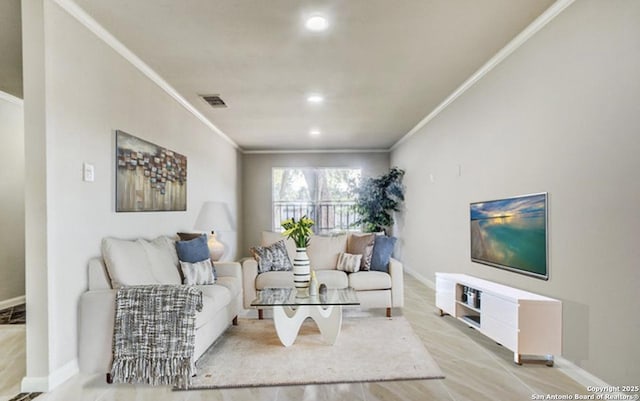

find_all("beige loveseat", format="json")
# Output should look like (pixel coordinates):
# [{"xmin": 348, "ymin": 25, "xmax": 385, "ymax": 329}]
[
  {"xmin": 242, "ymin": 232, "xmax": 404, "ymax": 318},
  {"xmin": 78, "ymin": 236, "xmax": 242, "ymax": 375}
]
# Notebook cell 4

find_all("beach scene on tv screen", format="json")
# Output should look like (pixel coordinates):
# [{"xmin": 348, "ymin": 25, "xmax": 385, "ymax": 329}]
[{"xmin": 470, "ymin": 194, "xmax": 547, "ymax": 276}]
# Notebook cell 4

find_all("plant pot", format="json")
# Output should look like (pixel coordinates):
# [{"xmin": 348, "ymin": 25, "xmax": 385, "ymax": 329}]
[{"xmin": 293, "ymin": 247, "xmax": 310, "ymax": 293}]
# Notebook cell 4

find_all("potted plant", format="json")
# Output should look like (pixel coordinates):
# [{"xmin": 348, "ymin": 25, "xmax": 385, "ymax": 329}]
[
  {"xmin": 353, "ymin": 167, "xmax": 405, "ymax": 233},
  {"xmin": 281, "ymin": 215, "xmax": 314, "ymax": 247},
  {"xmin": 281, "ymin": 216, "xmax": 315, "ymax": 292}
]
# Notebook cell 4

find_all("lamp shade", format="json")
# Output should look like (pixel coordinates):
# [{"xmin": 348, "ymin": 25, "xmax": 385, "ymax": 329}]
[
  {"xmin": 194, "ymin": 201, "xmax": 234, "ymax": 261},
  {"xmin": 194, "ymin": 201, "xmax": 234, "ymax": 233}
]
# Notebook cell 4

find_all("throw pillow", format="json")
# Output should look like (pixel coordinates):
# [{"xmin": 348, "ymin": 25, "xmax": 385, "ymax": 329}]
[
  {"xmin": 180, "ymin": 259, "xmax": 216, "ymax": 285},
  {"xmin": 370, "ymin": 236, "xmax": 397, "ymax": 273},
  {"xmin": 177, "ymin": 232, "xmax": 204, "ymax": 241},
  {"xmin": 347, "ymin": 233, "xmax": 375, "ymax": 270},
  {"xmin": 175, "ymin": 234, "xmax": 210, "ymax": 263},
  {"xmin": 250, "ymin": 239, "xmax": 294, "ymax": 273},
  {"xmin": 336, "ymin": 252, "xmax": 363, "ymax": 273}
]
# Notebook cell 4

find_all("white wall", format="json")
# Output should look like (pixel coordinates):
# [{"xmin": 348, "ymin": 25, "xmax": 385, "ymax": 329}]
[
  {"xmin": 22, "ymin": 0, "xmax": 240, "ymax": 389},
  {"xmin": 0, "ymin": 93, "xmax": 24, "ymax": 303},
  {"xmin": 391, "ymin": 0, "xmax": 640, "ymax": 385},
  {"xmin": 241, "ymin": 152, "xmax": 390, "ymax": 254}
]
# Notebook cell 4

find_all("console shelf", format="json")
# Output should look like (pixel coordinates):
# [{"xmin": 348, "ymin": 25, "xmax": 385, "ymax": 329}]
[{"xmin": 436, "ymin": 273, "xmax": 562, "ymax": 366}]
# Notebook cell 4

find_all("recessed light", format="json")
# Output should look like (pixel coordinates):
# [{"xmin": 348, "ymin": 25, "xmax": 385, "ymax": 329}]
[
  {"xmin": 310, "ymin": 129, "xmax": 321, "ymax": 136},
  {"xmin": 305, "ymin": 15, "xmax": 328, "ymax": 32},
  {"xmin": 307, "ymin": 94, "xmax": 324, "ymax": 104}
]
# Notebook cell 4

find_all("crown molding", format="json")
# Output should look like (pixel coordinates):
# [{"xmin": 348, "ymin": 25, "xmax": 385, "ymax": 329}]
[
  {"xmin": 242, "ymin": 148, "xmax": 390, "ymax": 155},
  {"xmin": 51, "ymin": 0, "xmax": 238, "ymax": 149},
  {"xmin": 391, "ymin": 0, "xmax": 576, "ymax": 151},
  {"xmin": 0, "ymin": 90, "xmax": 23, "ymax": 105}
]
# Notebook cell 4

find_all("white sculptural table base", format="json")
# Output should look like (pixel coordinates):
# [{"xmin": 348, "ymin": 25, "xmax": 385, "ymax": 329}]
[
  {"xmin": 251, "ymin": 287, "xmax": 360, "ymax": 347},
  {"xmin": 273, "ymin": 304, "xmax": 343, "ymax": 346}
]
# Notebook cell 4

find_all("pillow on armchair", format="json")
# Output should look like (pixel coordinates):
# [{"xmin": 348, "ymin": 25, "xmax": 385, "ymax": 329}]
[{"xmin": 250, "ymin": 239, "xmax": 294, "ymax": 274}]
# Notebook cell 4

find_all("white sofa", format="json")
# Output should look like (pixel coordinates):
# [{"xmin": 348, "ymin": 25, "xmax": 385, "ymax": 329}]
[
  {"xmin": 242, "ymin": 232, "xmax": 404, "ymax": 318},
  {"xmin": 78, "ymin": 236, "xmax": 242, "ymax": 375}
]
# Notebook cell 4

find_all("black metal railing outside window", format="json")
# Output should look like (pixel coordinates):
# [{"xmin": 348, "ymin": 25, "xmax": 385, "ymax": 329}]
[{"xmin": 273, "ymin": 201, "xmax": 360, "ymax": 234}]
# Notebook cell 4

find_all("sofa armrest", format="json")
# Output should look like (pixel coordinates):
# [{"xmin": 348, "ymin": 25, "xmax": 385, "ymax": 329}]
[
  {"xmin": 79, "ymin": 289, "xmax": 116, "ymax": 374},
  {"xmin": 88, "ymin": 257, "xmax": 111, "ymax": 290},
  {"xmin": 389, "ymin": 257, "xmax": 404, "ymax": 308},
  {"xmin": 241, "ymin": 257, "xmax": 259, "ymax": 309},
  {"xmin": 215, "ymin": 261, "xmax": 242, "ymax": 282}
]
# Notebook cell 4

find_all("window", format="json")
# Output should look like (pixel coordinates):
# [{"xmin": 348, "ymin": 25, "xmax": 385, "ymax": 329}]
[{"xmin": 272, "ymin": 168, "xmax": 362, "ymax": 234}]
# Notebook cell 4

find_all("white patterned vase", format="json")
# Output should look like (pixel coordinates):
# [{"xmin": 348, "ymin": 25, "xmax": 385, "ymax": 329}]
[{"xmin": 293, "ymin": 247, "xmax": 311, "ymax": 293}]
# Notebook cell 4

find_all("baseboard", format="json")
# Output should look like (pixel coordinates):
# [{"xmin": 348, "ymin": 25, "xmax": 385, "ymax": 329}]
[
  {"xmin": 403, "ymin": 266, "xmax": 435, "ymax": 289},
  {"xmin": 20, "ymin": 376, "xmax": 49, "ymax": 393},
  {"xmin": 555, "ymin": 356, "xmax": 616, "ymax": 392},
  {"xmin": 21, "ymin": 358, "xmax": 78, "ymax": 392},
  {"xmin": 0, "ymin": 295, "xmax": 25, "ymax": 311}
]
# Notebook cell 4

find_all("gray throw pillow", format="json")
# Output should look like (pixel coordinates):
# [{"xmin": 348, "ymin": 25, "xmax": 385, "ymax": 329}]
[{"xmin": 250, "ymin": 239, "xmax": 293, "ymax": 273}]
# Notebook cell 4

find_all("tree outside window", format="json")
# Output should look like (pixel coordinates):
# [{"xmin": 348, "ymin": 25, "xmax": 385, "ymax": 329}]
[{"xmin": 272, "ymin": 168, "xmax": 361, "ymax": 234}]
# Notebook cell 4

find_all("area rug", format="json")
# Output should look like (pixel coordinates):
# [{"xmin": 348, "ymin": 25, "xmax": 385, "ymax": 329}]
[{"xmin": 184, "ymin": 316, "xmax": 444, "ymax": 390}]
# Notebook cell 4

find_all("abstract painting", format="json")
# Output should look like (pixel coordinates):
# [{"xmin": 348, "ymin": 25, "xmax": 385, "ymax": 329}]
[{"xmin": 116, "ymin": 130, "xmax": 187, "ymax": 212}]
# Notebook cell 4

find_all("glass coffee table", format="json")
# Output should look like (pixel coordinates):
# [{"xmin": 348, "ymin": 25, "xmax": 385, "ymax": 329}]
[{"xmin": 251, "ymin": 287, "xmax": 360, "ymax": 347}]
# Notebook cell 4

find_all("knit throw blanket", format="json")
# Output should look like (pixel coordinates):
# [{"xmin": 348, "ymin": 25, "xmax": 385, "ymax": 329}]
[{"xmin": 110, "ymin": 285, "xmax": 203, "ymax": 389}]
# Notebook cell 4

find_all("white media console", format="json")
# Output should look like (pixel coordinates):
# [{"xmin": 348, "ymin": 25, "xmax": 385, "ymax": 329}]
[{"xmin": 435, "ymin": 273, "xmax": 562, "ymax": 365}]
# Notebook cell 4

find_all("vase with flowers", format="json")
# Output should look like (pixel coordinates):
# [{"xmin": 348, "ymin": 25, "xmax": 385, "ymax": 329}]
[{"xmin": 281, "ymin": 216, "xmax": 314, "ymax": 293}]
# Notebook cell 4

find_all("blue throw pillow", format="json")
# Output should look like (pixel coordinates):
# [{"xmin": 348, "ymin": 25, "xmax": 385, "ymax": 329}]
[
  {"xmin": 175, "ymin": 234, "xmax": 211, "ymax": 263},
  {"xmin": 370, "ymin": 236, "xmax": 397, "ymax": 273}
]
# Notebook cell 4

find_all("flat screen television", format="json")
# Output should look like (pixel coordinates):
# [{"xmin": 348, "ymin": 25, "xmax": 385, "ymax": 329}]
[{"xmin": 470, "ymin": 192, "xmax": 548, "ymax": 280}]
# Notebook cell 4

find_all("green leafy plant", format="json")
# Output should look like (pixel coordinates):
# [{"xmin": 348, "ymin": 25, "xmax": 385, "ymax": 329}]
[
  {"xmin": 353, "ymin": 167, "xmax": 405, "ymax": 233},
  {"xmin": 281, "ymin": 216, "xmax": 315, "ymax": 248}
]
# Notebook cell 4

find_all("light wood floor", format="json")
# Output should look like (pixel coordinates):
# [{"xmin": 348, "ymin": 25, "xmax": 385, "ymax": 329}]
[{"xmin": 0, "ymin": 274, "xmax": 592, "ymax": 401}]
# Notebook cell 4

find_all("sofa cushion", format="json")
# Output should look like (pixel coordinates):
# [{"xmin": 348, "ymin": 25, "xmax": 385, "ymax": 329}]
[
  {"xmin": 251, "ymin": 240, "xmax": 293, "ymax": 273},
  {"xmin": 102, "ymin": 237, "xmax": 181, "ymax": 289},
  {"xmin": 180, "ymin": 259, "xmax": 215, "ymax": 285},
  {"xmin": 215, "ymin": 276, "xmax": 241, "ymax": 298},
  {"xmin": 261, "ymin": 231, "xmax": 295, "ymax": 262},
  {"xmin": 306, "ymin": 234, "xmax": 348, "ymax": 270},
  {"xmin": 349, "ymin": 271, "xmax": 392, "ymax": 291},
  {"xmin": 347, "ymin": 233, "xmax": 375, "ymax": 270},
  {"xmin": 195, "ymin": 285, "xmax": 231, "ymax": 329},
  {"xmin": 370, "ymin": 236, "xmax": 397, "ymax": 273},
  {"xmin": 315, "ymin": 270, "xmax": 348, "ymax": 288},
  {"xmin": 255, "ymin": 271, "xmax": 294, "ymax": 289}
]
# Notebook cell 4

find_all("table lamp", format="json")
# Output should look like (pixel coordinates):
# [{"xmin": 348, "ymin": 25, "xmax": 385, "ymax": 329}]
[{"xmin": 194, "ymin": 201, "xmax": 234, "ymax": 261}]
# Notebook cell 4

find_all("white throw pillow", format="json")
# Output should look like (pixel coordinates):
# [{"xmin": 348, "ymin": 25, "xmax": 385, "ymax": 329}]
[
  {"xmin": 143, "ymin": 236, "xmax": 181, "ymax": 284},
  {"xmin": 307, "ymin": 234, "xmax": 348, "ymax": 270},
  {"xmin": 180, "ymin": 259, "xmax": 216, "ymax": 285},
  {"xmin": 336, "ymin": 252, "xmax": 362, "ymax": 273},
  {"xmin": 102, "ymin": 236, "xmax": 182, "ymax": 289},
  {"xmin": 102, "ymin": 237, "xmax": 156, "ymax": 289}
]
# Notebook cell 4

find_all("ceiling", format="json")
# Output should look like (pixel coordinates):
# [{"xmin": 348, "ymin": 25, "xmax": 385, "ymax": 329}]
[{"xmin": 6, "ymin": 0, "xmax": 557, "ymax": 150}]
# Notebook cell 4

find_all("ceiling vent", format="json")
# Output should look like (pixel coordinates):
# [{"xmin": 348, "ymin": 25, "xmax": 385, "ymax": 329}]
[{"xmin": 200, "ymin": 94, "xmax": 227, "ymax": 108}]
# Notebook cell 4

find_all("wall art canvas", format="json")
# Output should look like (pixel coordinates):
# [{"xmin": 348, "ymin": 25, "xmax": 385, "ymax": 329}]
[
  {"xmin": 470, "ymin": 192, "xmax": 548, "ymax": 280},
  {"xmin": 116, "ymin": 130, "xmax": 187, "ymax": 212}
]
